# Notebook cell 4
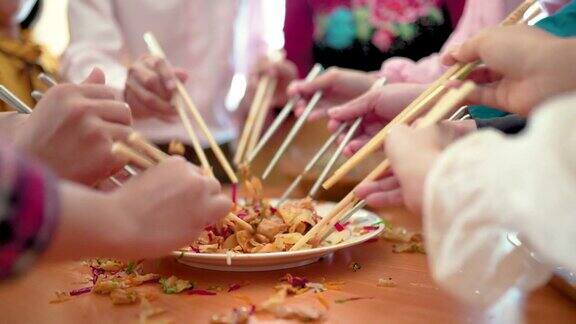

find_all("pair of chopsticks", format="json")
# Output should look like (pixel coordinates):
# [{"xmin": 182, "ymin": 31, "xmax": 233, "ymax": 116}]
[
  {"xmin": 278, "ymin": 77, "xmax": 388, "ymax": 204},
  {"xmin": 290, "ymin": 81, "xmax": 477, "ymax": 251},
  {"xmin": 322, "ymin": 0, "xmax": 539, "ymax": 190},
  {"xmin": 246, "ymin": 64, "xmax": 324, "ymax": 165},
  {"xmin": 112, "ymin": 132, "xmax": 169, "ymax": 169},
  {"xmin": 260, "ymin": 67, "xmax": 330, "ymax": 180},
  {"xmin": 234, "ymin": 51, "xmax": 286, "ymax": 166},
  {"xmin": 144, "ymin": 32, "xmax": 238, "ymax": 183}
]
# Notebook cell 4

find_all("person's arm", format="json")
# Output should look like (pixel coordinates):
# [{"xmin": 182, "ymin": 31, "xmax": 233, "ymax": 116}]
[
  {"xmin": 423, "ymin": 94, "xmax": 576, "ymax": 306},
  {"xmin": 60, "ymin": 0, "xmax": 127, "ymax": 91},
  {"xmin": 0, "ymin": 146, "xmax": 59, "ymax": 280}
]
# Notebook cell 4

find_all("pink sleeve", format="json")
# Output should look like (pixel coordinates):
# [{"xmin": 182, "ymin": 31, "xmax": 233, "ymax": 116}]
[{"xmin": 381, "ymin": 0, "xmax": 523, "ymax": 84}]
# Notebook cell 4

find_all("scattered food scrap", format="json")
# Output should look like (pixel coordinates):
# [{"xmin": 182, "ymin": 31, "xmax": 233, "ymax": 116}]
[
  {"xmin": 159, "ymin": 276, "xmax": 193, "ymax": 294},
  {"xmin": 349, "ymin": 262, "xmax": 362, "ymax": 272},
  {"xmin": 334, "ymin": 296, "xmax": 374, "ymax": 304},
  {"xmin": 377, "ymin": 277, "xmax": 397, "ymax": 287}
]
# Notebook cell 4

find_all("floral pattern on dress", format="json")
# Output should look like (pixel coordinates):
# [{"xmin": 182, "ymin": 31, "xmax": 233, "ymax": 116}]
[{"xmin": 314, "ymin": 0, "xmax": 444, "ymax": 52}]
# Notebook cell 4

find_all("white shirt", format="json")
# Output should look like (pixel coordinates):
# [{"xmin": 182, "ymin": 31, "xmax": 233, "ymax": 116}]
[
  {"xmin": 424, "ymin": 94, "xmax": 576, "ymax": 307},
  {"xmin": 61, "ymin": 0, "xmax": 268, "ymax": 144}
]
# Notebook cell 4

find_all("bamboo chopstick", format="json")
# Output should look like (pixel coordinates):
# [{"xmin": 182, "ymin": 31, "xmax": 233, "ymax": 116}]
[
  {"xmin": 262, "ymin": 90, "xmax": 323, "ymax": 179},
  {"xmin": 144, "ymin": 32, "xmax": 238, "ymax": 183},
  {"xmin": 235, "ymin": 75, "xmax": 271, "ymax": 165},
  {"xmin": 322, "ymin": 0, "xmax": 536, "ymax": 190},
  {"xmin": 112, "ymin": 142, "xmax": 155, "ymax": 169},
  {"xmin": 291, "ymin": 82, "xmax": 476, "ymax": 251},
  {"xmin": 277, "ymin": 123, "xmax": 347, "ymax": 205},
  {"xmin": 247, "ymin": 77, "xmax": 278, "ymax": 157},
  {"xmin": 174, "ymin": 96, "xmax": 213, "ymax": 176},
  {"xmin": 308, "ymin": 116, "xmax": 363, "ymax": 198},
  {"xmin": 308, "ymin": 77, "xmax": 388, "ymax": 196},
  {"xmin": 0, "ymin": 86, "xmax": 33, "ymax": 114},
  {"xmin": 127, "ymin": 132, "xmax": 170, "ymax": 162},
  {"xmin": 247, "ymin": 64, "xmax": 323, "ymax": 163},
  {"xmin": 38, "ymin": 73, "xmax": 58, "ymax": 88}
]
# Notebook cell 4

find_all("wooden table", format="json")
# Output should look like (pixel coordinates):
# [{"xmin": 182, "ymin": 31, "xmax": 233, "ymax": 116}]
[
  {"xmin": 0, "ymin": 203, "xmax": 575, "ymax": 324},
  {"xmin": 1, "ymin": 122, "xmax": 575, "ymax": 324}
]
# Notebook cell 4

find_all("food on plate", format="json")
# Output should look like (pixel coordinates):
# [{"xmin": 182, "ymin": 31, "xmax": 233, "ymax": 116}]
[{"xmin": 182, "ymin": 177, "xmax": 381, "ymax": 255}]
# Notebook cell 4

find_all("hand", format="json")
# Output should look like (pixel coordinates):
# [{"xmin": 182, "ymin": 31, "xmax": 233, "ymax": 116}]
[
  {"xmin": 46, "ymin": 157, "xmax": 232, "ymax": 261},
  {"xmin": 108, "ymin": 157, "xmax": 231, "ymax": 258},
  {"xmin": 356, "ymin": 122, "xmax": 463, "ymax": 214},
  {"xmin": 443, "ymin": 25, "xmax": 576, "ymax": 116},
  {"xmin": 124, "ymin": 54, "xmax": 188, "ymax": 122},
  {"xmin": 14, "ymin": 68, "xmax": 133, "ymax": 185},
  {"xmin": 287, "ymin": 67, "xmax": 379, "ymax": 121},
  {"xmin": 237, "ymin": 55, "xmax": 298, "ymax": 121},
  {"xmin": 326, "ymin": 83, "xmax": 427, "ymax": 156}
]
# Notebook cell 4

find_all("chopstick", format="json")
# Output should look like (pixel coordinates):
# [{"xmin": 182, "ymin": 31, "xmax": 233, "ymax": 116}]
[
  {"xmin": 38, "ymin": 73, "xmax": 58, "ymax": 87},
  {"xmin": 235, "ymin": 75, "xmax": 271, "ymax": 165},
  {"xmin": 320, "ymin": 200, "xmax": 368, "ymax": 242},
  {"xmin": 308, "ymin": 77, "xmax": 388, "ymax": 197},
  {"xmin": 111, "ymin": 142, "xmax": 155, "ymax": 169},
  {"xmin": 31, "ymin": 90, "xmax": 43, "ymax": 102},
  {"xmin": 247, "ymin": 77, "xmax": 278, "ymax": 157},
  {"xmin": 309, "ymin": 116, "xmax": 363, "ymax": 198},
  {"xmin": 173, "ymin": 96, "xmax": 213, "ymax": 176},
  {"xmin": 127, "ymin": 132, "xmax": 170, "ymax": 162},
  {"xmin": 0, "ymin": 86, "xmax": 33, "ymax": 113},
  {"xmin": 277, "ymin": 123, "xmax": 347, "ymax": 205},
  {"xmin": 262, "ymin": 90, "xmax": 324, "ymax": 179},
  {"xmin": 144, "ymin": 32, "xmax": 238, "ymax": 183},
  {"xmin": 247, "ymin": 64, "xmax": 323, "ymax": 163},
  {"xmin": 321, "ymin": 0, "xmax": 536, "ymax": 190},
  {"xmin": 290, "ymin": 81, "xmax": 476, "ymax": 251}
]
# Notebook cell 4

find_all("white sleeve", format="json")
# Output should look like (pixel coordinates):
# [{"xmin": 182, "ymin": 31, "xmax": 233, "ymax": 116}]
[
  {"xmin": 423, "ymin": 94, "xmax": 576, "ymax": 307},
  {"xmin": 60, "ymin": 0, "xmax": 127, "ymax": 90}
]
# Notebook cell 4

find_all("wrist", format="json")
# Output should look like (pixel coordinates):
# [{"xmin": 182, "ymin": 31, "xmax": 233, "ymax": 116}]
[{"xmin": 43, "ymin": 183, "xmax": 131, "ymax": 262}]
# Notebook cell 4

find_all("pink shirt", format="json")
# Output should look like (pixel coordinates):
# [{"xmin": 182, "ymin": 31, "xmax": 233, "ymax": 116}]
[{"xmin": 61, "ymin": 0, "xmax": 268, "ymax": 144}]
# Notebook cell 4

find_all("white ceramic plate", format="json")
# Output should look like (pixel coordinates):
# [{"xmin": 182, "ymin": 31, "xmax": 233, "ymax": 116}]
[{"xmin": 173, "ymin": 201, "xmax": 384, "ymax": 272}]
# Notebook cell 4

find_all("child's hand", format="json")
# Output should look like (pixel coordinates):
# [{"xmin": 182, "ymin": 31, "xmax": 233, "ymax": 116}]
[
  {"xmin": 443, "ymin": 25, "xmax": 576, "ymax": 116},
  {"xmin": 14, "ymin": 68, "xmax": 133, "ymax": 185},
  {"xmin": 109, "ymin": 157, "xmax": 231, "ymax": 258},
  {"xmin": 124, "ymin": 54, "xmax": 188, "ymax": 122},
  {"xmin": 356, "ymin": 122, "xmax": 461, "ymax": 214},
  {"xmin": 287, "ymin": 67, "xmax": 379, "ymax": 121},
  {"xmin": 326, "ymin": 83, "xmax": 427, "ymax": 156}
]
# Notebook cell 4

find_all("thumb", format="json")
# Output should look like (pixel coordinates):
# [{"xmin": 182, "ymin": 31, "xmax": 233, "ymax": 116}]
[
  {"xmin": 385, "ymin": 124, "xmax": 413, "ymax": 162},
  {"xmin": 82, "ymin": 67, "xmax": 106, "ymax": 85}
]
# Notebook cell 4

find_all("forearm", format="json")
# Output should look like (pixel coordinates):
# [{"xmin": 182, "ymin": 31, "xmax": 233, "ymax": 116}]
[
  {"xmin": 42, "ymin": 182, "xmax": 127, "ymax": 262},
  {"xmin": 0, "ymin": 113, "xmax": 28, "ymax": 143}
]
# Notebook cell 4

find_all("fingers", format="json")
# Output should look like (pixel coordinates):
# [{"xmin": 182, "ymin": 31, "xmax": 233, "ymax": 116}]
[
  {"xmin": 328, "ymin": 89, "xmax": 375, "ymax": 122},
  {"xmin": 98, "ymin": 122, "xmax": 133, "ymax": 142},
  {"xmin": 154, "ymin": 58, "xmax": 182, "ymax": 94},
  {"xmin": 81, "ymin": 67, "xmax": 107, "ymax": 85},
  {"xmin": 125, "ymin": 77, "xmax": 175, "ymax": 116},
  {"xmin": 83, "ymin": 99, "xmax": 133, "ymax": 125},
  {"xmin": 133, "ymin": 60, "xmax": 171, "ymax": 100},
  {"xmin": 365, "ymin": 189, "xmax": 404, "ymax": 208},
  {"xmin": 76, "ymin": 84, "xmax": 117, "ymax": 100},
  {"xmin": 355, "ymin": 176, "xmax": 399, "ymax": 198}
]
